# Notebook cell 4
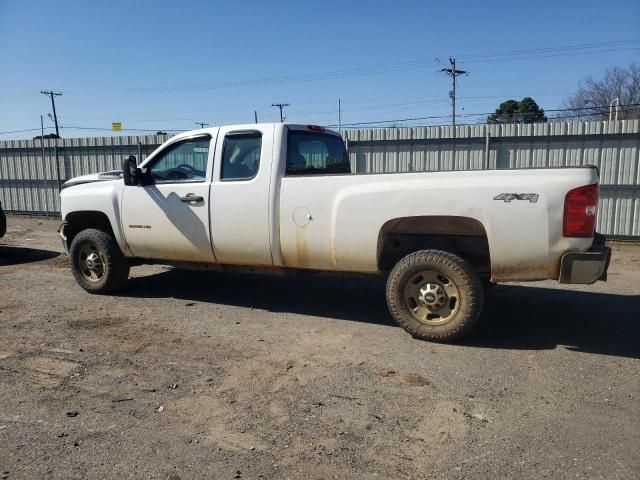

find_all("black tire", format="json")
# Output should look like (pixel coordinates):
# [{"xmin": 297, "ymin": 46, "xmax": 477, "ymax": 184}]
[
  {"xmin": 386, "ymin": 249, "xmax": 484, "ymax": 342},
  {"xmin": 0, "ymin": 205, "xmax": 6, "ymax": 238},
  {"xmin": 69, "ymin": 228, "xmax": 130, "ymax": 294}
]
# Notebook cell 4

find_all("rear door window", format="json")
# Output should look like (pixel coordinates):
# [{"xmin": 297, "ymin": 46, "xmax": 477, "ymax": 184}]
[
  {"xmin": 221, "ymin": 132, "xmax": 262, "ymax": 181},
  {"xmin": 286, "ymin": 131, "xmax": 350, "ymax": 176}
]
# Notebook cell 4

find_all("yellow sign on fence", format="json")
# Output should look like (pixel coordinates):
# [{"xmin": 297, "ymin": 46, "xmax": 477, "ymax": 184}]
[{"xmin": 112, "ymin": 122, "xmax": 122, "ymax": 132}]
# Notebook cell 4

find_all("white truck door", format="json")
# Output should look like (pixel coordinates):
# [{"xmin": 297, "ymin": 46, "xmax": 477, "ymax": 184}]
[
  {"xmin": 210, "ymin": 125, "xmax": 274, "ymax": 265},
  {"xmin": 121, "ymin": 134, "xmax": 216, "ymax": 262}
]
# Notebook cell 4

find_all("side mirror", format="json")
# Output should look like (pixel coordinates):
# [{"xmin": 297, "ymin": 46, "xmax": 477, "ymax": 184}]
[{"xmin": 122, "ymin": 156, "xmax": 139, "ymax": 186}]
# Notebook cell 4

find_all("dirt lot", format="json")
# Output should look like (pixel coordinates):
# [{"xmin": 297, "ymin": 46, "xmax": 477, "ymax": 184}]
[{"xmin": 0, "ymin": 216, "xmax": 638, "ymax": 479}]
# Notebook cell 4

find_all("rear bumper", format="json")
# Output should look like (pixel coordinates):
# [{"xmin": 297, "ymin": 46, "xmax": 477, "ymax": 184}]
[{"xmin": 558, "ymin": 234, "xmax": 611, "ymax": 284}]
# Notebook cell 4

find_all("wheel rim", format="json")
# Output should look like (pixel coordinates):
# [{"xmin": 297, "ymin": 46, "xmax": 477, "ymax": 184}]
[
  {"xmin": 403, "ymin": 270, "xmax": 460, "ymax": 325},
  {"xmin": 77, "ymin": 242, "xmax": 105, "ymax": 283}
]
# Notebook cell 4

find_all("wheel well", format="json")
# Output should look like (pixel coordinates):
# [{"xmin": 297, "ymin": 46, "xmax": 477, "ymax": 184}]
[
  {"xmin": 377, "ymin": 216, "xmax": 491, "ymax": 276},
  {"xmin": 64, "ymin": 211, "xmax": 115, "ymax": 248}
]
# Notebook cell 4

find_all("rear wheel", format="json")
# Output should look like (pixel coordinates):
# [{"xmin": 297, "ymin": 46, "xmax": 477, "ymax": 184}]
[
  {"xmin": 386, "ymin": 249, "xmax": 483, "ymax": 342},
  {"xmin": 69, "ymin": 229, "xmax": 129, "ymax": 294}
]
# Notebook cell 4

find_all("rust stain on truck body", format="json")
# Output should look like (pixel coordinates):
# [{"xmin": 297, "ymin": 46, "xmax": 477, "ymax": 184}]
[{"xmin": 295, "ymin": 227, "xmax": 310, "ymax": 267}]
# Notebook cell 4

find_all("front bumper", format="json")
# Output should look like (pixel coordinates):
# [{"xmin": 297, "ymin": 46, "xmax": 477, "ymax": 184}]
[
  {"xmin": 558, "ymin": 234, "xmax": 611, "ymax": 284},
  {"xmin": 58, "ymin": 222, "xmax": 69, "ymax": 254}
]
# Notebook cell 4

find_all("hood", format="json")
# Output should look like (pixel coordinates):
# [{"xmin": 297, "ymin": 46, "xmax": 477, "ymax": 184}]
[{"xmin": 62, "ymin": 170, "xmax": 122, "ymax": 188}]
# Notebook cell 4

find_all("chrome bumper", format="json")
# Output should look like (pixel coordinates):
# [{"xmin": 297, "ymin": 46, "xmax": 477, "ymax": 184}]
[{"xmin": 58, "ymin": 222, "xmax": 69, "ymax": 254}]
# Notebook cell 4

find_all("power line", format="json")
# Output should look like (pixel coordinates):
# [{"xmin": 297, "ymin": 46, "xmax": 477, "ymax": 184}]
[
  {"xmin": 57, "ymin": 104, "xmax": 640, "ymax": 131},
  {"xmin": 195, "ymin": 122, "xmax": 209, "ymax": 128},
  {"xmin": 459, "ymin": 46, "xmax": 640, "ymax": 66},
  {"xmin": 56, "ymin": 112, "xmax": 250, "ymax": 124},
  {"xmin": 4, "ymin": 104, "xmax": 638, "ymax": 137},
  {"xmin": 0, "ymin": 40, "xmax": 637, "ymax": 108},
  {"xmin": 455, "ymin": 39, "xmax": 640, "ymax": 61},
  {"xmin": 308, "ymin": 92, "xmax": 569, "ymax": 116},
  {"xmin": 56, "ymin": 39, "xmax": 640, "ymax": 96},
  {"xmin": 60, "ymin": 125, "xmax": 187, "ymax": 133},
  {"xmin": 328, "ymin": 103, "xmax": 640, "ymax": 127},
  {"xmin": 0, "ymin": 127, "xmax": 53, "ymax": 135},
  {"xmin": 45, "ymin": 92, "xmax": 567, "ymax": 126}
]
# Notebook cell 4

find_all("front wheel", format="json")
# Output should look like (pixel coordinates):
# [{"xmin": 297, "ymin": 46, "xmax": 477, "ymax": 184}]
[
  {"xmin": 386, "ymin": 250, "xmax": 484, "ymax": 342},
  {"xmin": 69, "ymin": 229, "xmax": 130, "ymax": 294}
]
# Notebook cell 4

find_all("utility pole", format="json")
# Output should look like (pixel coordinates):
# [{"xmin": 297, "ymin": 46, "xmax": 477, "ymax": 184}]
[
  {"xmin": 40, "ymin": 115, "xmax": 48, "ymax": 215},
  {"xmin": 271, "ymin": 103, "xmax": 289, "ymax": 122},
  {"xmin": 40, "ymin": 90, "xmax": 62, "ymax": 137},
  {"xmin": 195, "ymin": 122, "xmax": 209, "ymax": 129},
  {"xmin": 338, "ymin": 98, "xmax": 342, "ymax": 130},
  {"xmin": 40, "ymin": 115, "xmax": 45, "ymax": 164},
  {"xmin": 609, "ymin": 98, "xmax": 620, "ymax": 122},
  {"xmin": 440, "ymin": 58, "xmax": 468, "ymax": 129},
  {"xmin": 254, "ymin": 110, "xmax": 258, "ymax": 124}
]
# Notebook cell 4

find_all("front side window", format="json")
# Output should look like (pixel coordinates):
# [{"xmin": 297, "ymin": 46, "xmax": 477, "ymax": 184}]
[
  {"xmin": 221, "ymin": 132, "xmax": 262, "ymax": 181},
  {"xmin": 148, "ymin": 136, "xmax": 210, "ymax": 183},
  {"xmin": 286, "ymin": 131, "xmax": 350, "ymax": 176}
]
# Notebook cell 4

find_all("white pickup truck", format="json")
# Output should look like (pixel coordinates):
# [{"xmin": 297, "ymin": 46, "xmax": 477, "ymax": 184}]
[{"xmin": 59, "ymin": 123, "xmax": 610, "ymax": 342}]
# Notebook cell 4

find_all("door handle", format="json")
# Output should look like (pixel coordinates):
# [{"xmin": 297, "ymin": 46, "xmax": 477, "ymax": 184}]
[{"xmin": 180, "ymin": 193, "xmax": 204, "ymax": 203}]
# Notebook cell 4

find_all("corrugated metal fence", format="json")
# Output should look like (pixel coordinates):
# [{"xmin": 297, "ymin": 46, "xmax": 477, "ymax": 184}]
[
  {"xmin": 343, "ymin": 120, "xmax": 640, "ymax": 239},
  {"xmin": 0, "ymin": 135, "xmax": 168, "ymax": 216},
  {"xmin": 1, "ymin": 121, "xmax": 639, "ymax": 239}
]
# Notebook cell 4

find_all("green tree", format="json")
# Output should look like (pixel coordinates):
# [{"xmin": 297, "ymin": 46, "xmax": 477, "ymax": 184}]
[
  {"xmin": 518, "ymin": 97, "xmax": 548, "ymax": 123},
  {"xmin": 487, "ymin": 97, "xmax": 547, "ymax": 124},
  {"xmin": 487, "ymin": 99, "xmax": 519, "ymax": 124}
]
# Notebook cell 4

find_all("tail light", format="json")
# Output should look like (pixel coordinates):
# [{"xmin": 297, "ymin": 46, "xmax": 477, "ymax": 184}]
[{"xmin": 563, "ymin": 184, "xmax": 598, "ymax": 237}]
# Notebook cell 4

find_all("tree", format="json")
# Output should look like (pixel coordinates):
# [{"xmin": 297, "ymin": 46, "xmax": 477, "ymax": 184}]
[
  {"xmin": 518, "ymin": 97, "xmax": 548, "ymax": 123},
  {"xmin": 487, "ymin": 97, "xmax": 547, "ymax": 124},
  {"xmin": 560, "ymin": 63, "xmax": 640, "ymax": 121},
  {"xmin": 488, "ymin": 99, "xmax": 519, "ymax": 124},
  {"xmin": 156, "ymin": 131, "xmax": 168, "ymax": 136}
]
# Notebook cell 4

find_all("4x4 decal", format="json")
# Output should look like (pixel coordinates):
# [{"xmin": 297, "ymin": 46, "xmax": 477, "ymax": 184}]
[{"xmin": 493, "ymin": 193, "xmax": 539, "ymax": 203}]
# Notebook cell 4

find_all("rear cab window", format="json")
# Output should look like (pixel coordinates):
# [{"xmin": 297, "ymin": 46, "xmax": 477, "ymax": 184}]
[{"xmin": 286, "ymin": 129, "xmax": 350, "ymax": 176}]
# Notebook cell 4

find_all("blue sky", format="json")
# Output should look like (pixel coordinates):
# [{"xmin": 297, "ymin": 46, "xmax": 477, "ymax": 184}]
[{"xmin": 0, "ymin": 0, "xmax": 639, "ymax": 138}]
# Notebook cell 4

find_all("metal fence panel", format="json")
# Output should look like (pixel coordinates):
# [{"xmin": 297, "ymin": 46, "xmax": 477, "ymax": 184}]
[{"xmin": 344, "ymin": 120, "xmax": 639, "ymax": 238}]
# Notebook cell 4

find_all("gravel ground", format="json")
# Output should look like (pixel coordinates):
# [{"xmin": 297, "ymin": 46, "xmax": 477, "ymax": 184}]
[{"xmin": 1, "ymin": 216, "xmax": 638, "ymax": 480}]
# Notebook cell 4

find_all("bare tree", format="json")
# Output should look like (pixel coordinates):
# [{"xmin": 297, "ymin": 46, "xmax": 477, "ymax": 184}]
[{"xmin": 559, "ymin": 63, "xmax": 640, "ymax": 121}]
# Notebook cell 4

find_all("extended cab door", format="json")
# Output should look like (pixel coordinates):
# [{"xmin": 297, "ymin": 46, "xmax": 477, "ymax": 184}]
[
  {"xmin": 278, "ymin": 127, "xmax": 352, "ymax": 270},
  {"xmin": 121, "ymin": 134, "xmax": 216, "ymax": 262},
  {"xmin": 209, "ymin": 125, "xmax": 274, "ymax": 265}
]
